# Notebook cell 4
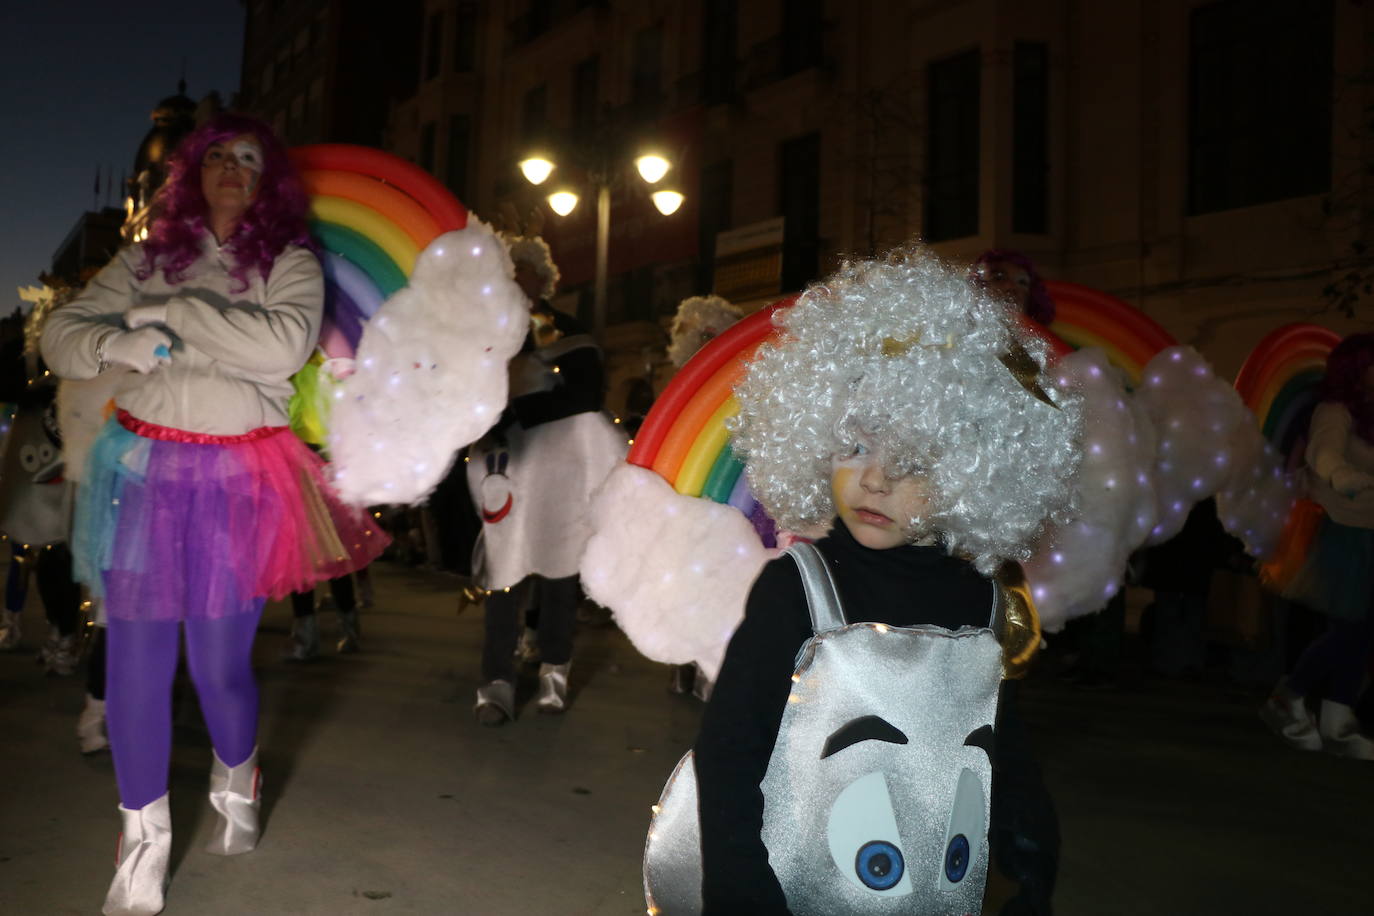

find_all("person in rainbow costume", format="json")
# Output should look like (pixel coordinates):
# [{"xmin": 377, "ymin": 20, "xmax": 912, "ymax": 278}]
[
  {"xmin": 41, "ymin": 113, "xmax": 387, "ymax": 916},
  {"xmin": 643, "ymin": 245, "xmax": 1078, "ymax": 915}
]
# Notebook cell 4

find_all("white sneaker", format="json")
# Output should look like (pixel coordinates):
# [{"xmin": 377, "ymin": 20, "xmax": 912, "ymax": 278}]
[
  {"xmin": 1259, "ymin": 687, "xmax": 1321, "ymax": 752},
  {"xmin": 78, "ymin": 693, "xmax": 109, "ymax": 754},
  {"xmin": 44, "ymin": 633, "xmax": 78, "ymax": 677},
  {"xmin": 1319, "ymin": 700, "xmax": 1374, "ymax": 760}
]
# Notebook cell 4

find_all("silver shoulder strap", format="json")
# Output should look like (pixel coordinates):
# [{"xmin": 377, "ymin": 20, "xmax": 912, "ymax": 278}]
[
  {"xmin": 988, "ymin": 578, "xmax": 1002, "ymax": 630},
  {"xmin": 785, "ymin": 542, "xmax": 847, "ymax": 633}
]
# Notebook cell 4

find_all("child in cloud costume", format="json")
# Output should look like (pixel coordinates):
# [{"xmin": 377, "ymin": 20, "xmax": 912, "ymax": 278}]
[{"xmin": 642, "ymin": 247, "xmax": 1080, "ymax": 915}]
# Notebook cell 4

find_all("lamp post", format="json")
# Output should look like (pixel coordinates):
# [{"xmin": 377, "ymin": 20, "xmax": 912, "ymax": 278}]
[{"xmin": 519, "ymin": 151, "xmax": 684, "ymax": 340}]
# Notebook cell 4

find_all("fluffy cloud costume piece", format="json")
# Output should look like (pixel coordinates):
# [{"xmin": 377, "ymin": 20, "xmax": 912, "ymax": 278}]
[
  {"xmin": 328, "ymin": 221, "xmax": 528, "ymax": 506},
  {"xmin": 1024, "ymin": 350, "xmax": 1158, "ymax": 631},
  {"xmin": 581, "ymin": 464, "xmax": 777, "ymax": 681},
  {"xmin": 1026, "ymin": 344, "xmax": 1294, "ymax": 630}
]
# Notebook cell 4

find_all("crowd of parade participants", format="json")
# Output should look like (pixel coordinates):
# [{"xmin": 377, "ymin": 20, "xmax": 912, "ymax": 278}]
[{"xmin": 3, "ymin": 112, "xmax": 1373, "ymax": 916}]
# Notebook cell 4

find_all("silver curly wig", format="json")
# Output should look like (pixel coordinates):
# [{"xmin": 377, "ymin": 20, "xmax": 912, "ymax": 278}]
[
  {"xmin": 667, "ymin": 294, "xmax": 744, "ymax": 367},
  {"xmin": 504, "ymin": 234, "xmax": 560, "ymax": 300},
  {"xmin": 729, "ymin": 246, "xmax": 1084, "ymax": 573}
]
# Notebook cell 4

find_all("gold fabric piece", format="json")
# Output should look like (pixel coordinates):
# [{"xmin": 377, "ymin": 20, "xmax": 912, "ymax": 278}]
[
  {"xmin": 995, "ymin": 563, "xmax": 1042, "ymax": 679},
  {"xmin": 998, "ymin": 340, "xmax": 1059, "ymax": 409}
]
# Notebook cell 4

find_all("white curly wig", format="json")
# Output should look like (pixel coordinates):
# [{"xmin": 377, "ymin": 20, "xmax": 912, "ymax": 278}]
[
  {"xmin": 667, "ymin": 295, "xmax": 744, "ymax": 367},
  {"xmin": 504, "ymin": 234, "xmax": 560, "ymax": 300},
  {"xmin": 729, "ymin": 246, "xmax": 1085, "ymax": 573}
]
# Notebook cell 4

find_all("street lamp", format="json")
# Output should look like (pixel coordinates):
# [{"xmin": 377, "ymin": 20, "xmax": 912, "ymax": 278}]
[{"xmin": 519, "ymin": 150, "xmax": 685, "ymax": 339}]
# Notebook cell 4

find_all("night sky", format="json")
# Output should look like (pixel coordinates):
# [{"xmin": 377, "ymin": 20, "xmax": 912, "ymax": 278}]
[{"xmin": 0, "ymin": 2, "xmax": 244, "ymax": 306}]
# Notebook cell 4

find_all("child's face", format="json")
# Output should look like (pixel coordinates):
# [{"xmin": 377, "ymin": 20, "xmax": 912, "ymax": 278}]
[{"xmin": 831, "ymin": 436, "xmax": 933, "ymax": 549}]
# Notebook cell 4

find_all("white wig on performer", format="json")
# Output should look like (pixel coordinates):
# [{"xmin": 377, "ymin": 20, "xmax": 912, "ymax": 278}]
[
  {"xmin": 729, "ymin": 246, "xmax": 1085, "ymax": 574},
  {"xmin": 504, "ymin": 234, "xmax": 560, "ymax": 301},
  {"xmin": 668, "ymin": 295, "xmax": 744, "ymax": 368}
]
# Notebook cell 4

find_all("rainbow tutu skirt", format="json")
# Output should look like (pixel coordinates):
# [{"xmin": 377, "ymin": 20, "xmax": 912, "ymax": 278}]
[{"xmin": 73, "ymin": 411, "xmax": 389, "ymax": 622}]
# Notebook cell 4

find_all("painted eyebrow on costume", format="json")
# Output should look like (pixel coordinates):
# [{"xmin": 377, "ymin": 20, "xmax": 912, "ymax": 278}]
[
  {"xmin": 964, "ymin": 724, "xmax": 995, "ymax": 761},
  {"xmin": 821, "ymin": 715, "xmax": 909, "ymax": 759}
]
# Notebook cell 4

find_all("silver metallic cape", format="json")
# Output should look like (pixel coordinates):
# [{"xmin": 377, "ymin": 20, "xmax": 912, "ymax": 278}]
[{"xmin": 644, "ymin": 543, "xmax": 1003, "ymax": 915}]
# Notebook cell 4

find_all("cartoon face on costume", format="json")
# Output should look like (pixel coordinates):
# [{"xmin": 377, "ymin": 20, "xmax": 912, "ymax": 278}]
[
  {"xmin": 0, "ymin": 402, "xmax": 71, "ymax": 547},
  {"xmin": 476, "ymin": 446, "xmax": 513, "ymax": 524},
  {"xmin": 644, "ymin": 625, "xmax": 1002, "ymax": 916}
]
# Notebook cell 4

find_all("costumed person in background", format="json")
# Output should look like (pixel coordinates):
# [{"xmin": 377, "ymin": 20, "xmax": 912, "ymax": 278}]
[
  {"xmin": 1261, "ymin": 333, "xmax": 1374, "ymax": 760},
  {"xmin": 283, "ymin": 572, "xmax": 363, "ymax": 660},
  {"xmin": 0, "ymin": 307, "xmax": 82, "ymax": 676},
  {"xmin": 644, "ymin": 247, "xmax": 1079, "ymax": 915},
  {"xmin": 41, "ymin": 113, "xmax": 387, "ymax": 915},
  {"xmin": 468, "ymin": 235, "xmax": 624, "ymax": 725},
  {"xmin": 975, "ymin": 248, "xmax": 1125, "ymax": 688},
  {"xmin": 663, "ymin": 294, "xmax": 745, "ymax": 701}
]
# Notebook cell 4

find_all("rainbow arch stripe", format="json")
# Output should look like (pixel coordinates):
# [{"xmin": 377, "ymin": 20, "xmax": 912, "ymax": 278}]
[
  {"xmin": 1044, "ymin": 281, "xmax": 1177, "ymax": 382},
  {"xmin": 630, "ymin": 281, "xmax": 1181, "ymax": 537},
  {"xmin": 1234, "ymin": 323, "xmax": 1341, "ymax": 461},
  {"xmin": 289, "ymin": 144, "xmax": 468, "ymax": 361},
  {"xmin": 627, "ymin": 299, "xmax": 794, "ymax": 523}
]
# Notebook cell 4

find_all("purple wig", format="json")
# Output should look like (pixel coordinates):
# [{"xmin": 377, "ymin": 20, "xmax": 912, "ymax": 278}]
[
  {"xmin": 1319, "ymin": 332, "xmax": 1374, "ymax": 443},
  {"xmin": 137, "ymin": 112, "xmax": 312, "ymax": 292},
  {"xmin": 972, "ymin": 249, "xmax": 1056, "ymax": 326}
]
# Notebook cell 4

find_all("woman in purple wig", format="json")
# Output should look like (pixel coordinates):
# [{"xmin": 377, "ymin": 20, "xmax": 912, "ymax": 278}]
[
  {"xmin": 1261, "ymin": 332, "xmax": 1374, "ymax": 760},
  {"xmin": 42, "ymin": 113, "xmax": 387, "ymax": 915},
  {"xmin": 971, "ymin": 249, "xmax": 1056, "ymax": 326}
]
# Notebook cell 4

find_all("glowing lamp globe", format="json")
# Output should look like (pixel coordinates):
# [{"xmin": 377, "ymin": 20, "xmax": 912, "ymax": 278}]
[
  {"xmin": 519, "ymin": 157, "xmax": 555, "ymax": 185},
  {"xmin": 651, "ymin": 190, "xmax": 685, "ymax": 215},
  {"xmin": 635, "ymin": 154, "xmax": 671, "ymax": 184},
  {"xmin": 547, "ymin": 190, "xmax": 580, "ymax": 216}
]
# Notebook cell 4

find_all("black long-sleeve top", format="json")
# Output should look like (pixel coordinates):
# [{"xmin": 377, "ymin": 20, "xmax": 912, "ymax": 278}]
[{"xmin": 694, "ymin": 519, "xmax": 1058, "ymax": 914}]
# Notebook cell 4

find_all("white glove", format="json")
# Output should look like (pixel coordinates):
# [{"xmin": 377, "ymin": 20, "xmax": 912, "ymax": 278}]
[
  {"xmin": 124, "ymin": 303, "xmax": 169, "ymax": 329},
  {"xmin": 101, "ymin": 327, "xmax": 173, "ymax": 374}
]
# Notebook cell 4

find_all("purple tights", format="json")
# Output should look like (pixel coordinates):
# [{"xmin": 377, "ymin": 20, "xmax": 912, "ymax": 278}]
[{"xmin": 106, "ymin": 600, "xmax": 265, "ymax": 810}]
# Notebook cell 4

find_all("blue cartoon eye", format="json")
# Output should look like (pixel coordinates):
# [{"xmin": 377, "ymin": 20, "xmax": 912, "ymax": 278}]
[
  {"xmin": 854, "ymin": 840, "xmax": 904, "ymax": 891},
  {"xmin": 944, "ymin": 834, "xmax": 970, "ymax": 883},
  {"xmin": 485, "ymin": 452, "xmax": 497, "ymax": 474},
  {"xmin": 497, "ymin": 452, "xmax": 509, "ymax": 474}
]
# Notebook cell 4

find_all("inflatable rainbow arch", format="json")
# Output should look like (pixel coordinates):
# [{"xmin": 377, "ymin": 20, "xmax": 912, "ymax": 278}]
[
  {"xmin": 628, "ymin": 283, "xmax": 1187, "ymax": 536},
  {"xmin": 289, "ymin": 144, "xmax": 468, "ymax": 362}
]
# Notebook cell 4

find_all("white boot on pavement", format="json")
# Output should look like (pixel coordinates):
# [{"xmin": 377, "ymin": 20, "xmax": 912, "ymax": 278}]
[
  {"xmin": 1260, "ymin": 682, "xmax": 1321, "ymax": 752},
  {"xmin": 78, "ymin": 693, "xmax": 109, "ymax": 754},
  {"xmin": 102, "ymin": 793, "xmax": 171, "ymax": 916},
  {"xmin": 1318, "ymin": 700, "xmax": 1374, "ymax": 760},
  {"xmin": 205, "ymin": 747, "xmax": 262, "ymax": 855}
]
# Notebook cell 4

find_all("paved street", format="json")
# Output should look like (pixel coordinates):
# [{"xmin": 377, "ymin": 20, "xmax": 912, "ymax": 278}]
[{"xmin": 3, "ymin": 562, "xmax": 1373, "ymax": 915}]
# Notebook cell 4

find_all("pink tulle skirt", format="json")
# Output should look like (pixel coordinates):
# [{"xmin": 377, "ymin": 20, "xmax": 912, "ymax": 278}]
[{"xmin": 73, "ymin": 411, "xmax": 389, "ymax": 621}]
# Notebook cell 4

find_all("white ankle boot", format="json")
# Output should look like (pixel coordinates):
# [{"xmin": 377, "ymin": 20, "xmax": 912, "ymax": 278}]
[
  {"xmin": 78, "ymin": 693, "xmax": 109, "ymax": 754},
  {"xmin": 475, "ymin": 679, "xmax": 515, "ymax": 726},
  {"xmin": 205, "ymin": 748, "xmax": 261, "ymax": 855},
  {"xmin": 1319, "ymin": 701, "xmax": 1374, "ymax": 760},
  {"xmin": 102, "ymin": 793, "xmax": 171, "ymax": 916},
  {"xmin": 536, "ymin": 662, "xmax": 571, "ymax": 713},
  {"xmin": 1260, "ymin": 685, "xmax": 1321, "ymax": 751}
]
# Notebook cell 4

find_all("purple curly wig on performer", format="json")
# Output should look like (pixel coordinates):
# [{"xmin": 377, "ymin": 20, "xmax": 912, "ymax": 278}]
[
  {"xmin": 972, "ymin": 249, "xmax": 1056, "ymax": 325},
  {"xmin": 137, "ymin": 112, "xmax": 312, "ymax": 292},
  {"xmin": 1320, "ymin": 332, "xmax": 1374, "ymax": 444}
]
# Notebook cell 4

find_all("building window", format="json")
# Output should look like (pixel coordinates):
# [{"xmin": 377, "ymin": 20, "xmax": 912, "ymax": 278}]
[
  {"xmin": 425, "ymin": 11, "xmax": 444, "ymax": 81},
  {"xmin": 447, "ymin": 115, "xmax": 471, "ymax": 201},
  {"xmin": 454, "ymin": 3, "xmax": 478, "ymax": 72},
  {"xmin": 573, "ymin": 55, "xmax": 600, "ymax": 138},
  {"xmin": 525, "ymin": 0, "xmax": 552, "ymax": 41},
  {"xmin": 698, "ymin": 159, "xmax": 734, "ymax": 292},
  {"xmin": 522, "ymin": 84, "xmax": 548, "ymax": 146},
  {"xmin": 781, "ymin": 0, "xmax": 822, "ymax": 77},
  {"xmin": 780, "ymin": 132, "xmax": 821, "ymax": 291},
  {"xmin": 924, "ymin": 48, "xmax": 981, "ymax": 242},
  {"xmin": 701, "ymin": 0, "xmax": 737, "ymax": 104},
  {"xmin": 1012, "ymin": 41, "xmax": 1049, "ymax": 234},
  {"xmin": 1188, "ymin": 0, "xmax": 1333, "ymax": 215},
  {"xmin": 420, "ymin": 121, "xmax": 437, "ymax": 173},
  {"xmin": 632, "ymin": 25, "xmax": 663, "ymax": 106}
]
